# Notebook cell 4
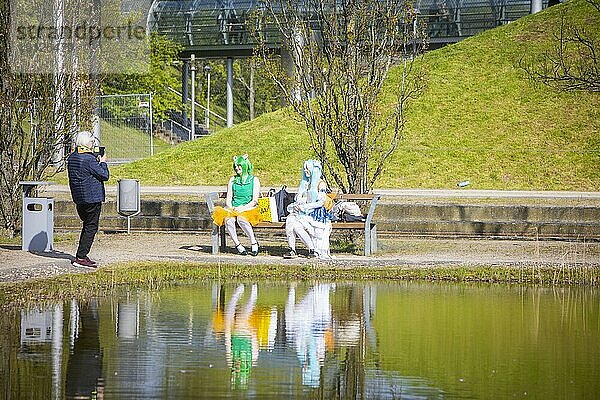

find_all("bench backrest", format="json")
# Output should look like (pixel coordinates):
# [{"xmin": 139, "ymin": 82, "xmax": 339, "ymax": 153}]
[
  {"xmin": 205, "ymin": 191, "xmax": 381, "ymax": 225},
  {"xmin": 206, "ymin": 191, "xmax": 377, "ymax": 207}
]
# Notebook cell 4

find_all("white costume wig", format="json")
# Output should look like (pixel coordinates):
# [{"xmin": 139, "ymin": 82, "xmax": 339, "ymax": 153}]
[{"xmin": 297, "ymin": 159, "xmax": 323, "ymax": 203}]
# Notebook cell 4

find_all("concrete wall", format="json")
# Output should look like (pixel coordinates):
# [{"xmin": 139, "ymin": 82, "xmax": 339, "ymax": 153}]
[{"xmin": 53, "ymin": 199, "xmax": 600, "ymax": 240}]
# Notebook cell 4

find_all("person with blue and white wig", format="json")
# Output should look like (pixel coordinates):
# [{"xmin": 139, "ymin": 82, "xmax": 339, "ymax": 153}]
[{"xmin": 283, "ymin": 159, "xmax": 332, "ymax": 260}]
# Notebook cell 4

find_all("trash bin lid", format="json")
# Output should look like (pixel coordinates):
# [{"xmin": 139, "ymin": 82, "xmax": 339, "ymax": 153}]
[{"xmin": 19, "ymin": 181, "xmax": 55, "ymax": 197}]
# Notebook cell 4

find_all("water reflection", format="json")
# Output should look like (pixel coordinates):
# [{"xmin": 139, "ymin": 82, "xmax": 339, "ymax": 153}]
[
  {"xmin": 2, "ymin": 282, "xmax": 599, "ymax": 399},
  {"xmin": 20, "ymin": 303, "xmax": 64, "ymax": 400},
  {"xmin": 286, "ymin": 283, "xmax": 332, "ymax": 387},
  {"xmin": 65, "ymin": 300, "xmax": 104, "ymax": 399},
  {"xmin": 18, "ymin": 301, "xmax": 103, "ymax": 400},
  {"xmin": 116, "ymin": 298, "xmax": 139, "ymax": 340},
  {"xmin": 225, "ymin": 284, "xmax": 259, "ymax": 388}
]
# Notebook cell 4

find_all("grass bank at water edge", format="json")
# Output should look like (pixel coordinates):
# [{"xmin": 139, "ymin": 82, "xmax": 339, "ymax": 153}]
[{"xmin": 1, "ymin": 261, "xmax": 599, "ymax": 310}]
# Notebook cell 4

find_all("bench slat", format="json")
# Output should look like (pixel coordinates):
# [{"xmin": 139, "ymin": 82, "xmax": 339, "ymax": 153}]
[
  {"xmin": 255, "ymin": 221, "xmax": 367, "ymax": 229},
  {"xmin": 331, "ymin": 222, "xmax": 366, "ymax": 229},
  {"xmin": 256, "ymin": 222, "xmax": 285, "ymax": 228},
  {"xmin": 213, "ymin": 191, "xmax": 375, "ymax": 201},
  {"xmin": 336, "ymin": 193, "xmax": 376, "ymax": 201}
]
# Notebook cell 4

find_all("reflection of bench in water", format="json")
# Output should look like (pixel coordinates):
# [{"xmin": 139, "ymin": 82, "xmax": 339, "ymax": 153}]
[{"xmin": 205, "ymin": 191, "xmax": 381, "ymax": 256}]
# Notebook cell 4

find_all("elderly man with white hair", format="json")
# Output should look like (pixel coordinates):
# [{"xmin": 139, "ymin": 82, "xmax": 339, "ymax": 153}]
[{"xmin": 67, "ymin": 131, "xmax": 109, "ymax": 268}]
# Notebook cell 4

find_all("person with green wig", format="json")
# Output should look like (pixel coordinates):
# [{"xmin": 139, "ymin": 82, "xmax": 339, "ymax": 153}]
[{"xmin": 212, "ymin": 154, "xmax": 261, "ymax": 256}]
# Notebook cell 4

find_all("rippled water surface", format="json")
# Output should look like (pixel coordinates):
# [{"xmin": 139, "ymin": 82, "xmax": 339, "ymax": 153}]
[{"xmin": 1, "ymin": 281, "xmax": 599, "ymax": 399}]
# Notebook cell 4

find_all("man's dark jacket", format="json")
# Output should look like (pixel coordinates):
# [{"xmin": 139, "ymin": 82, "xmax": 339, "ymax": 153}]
[{"xmin": 67, "ymin": 150, "xmax": 110, "ymax": 204}]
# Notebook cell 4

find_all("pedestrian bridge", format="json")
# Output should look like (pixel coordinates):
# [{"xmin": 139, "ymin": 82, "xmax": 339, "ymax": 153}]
[{"xmin": 147, "ymin": 0, "xmax": 547, "ymax": 58}]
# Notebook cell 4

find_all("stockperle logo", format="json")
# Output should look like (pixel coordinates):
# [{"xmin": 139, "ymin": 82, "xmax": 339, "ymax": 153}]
[{"xmin": 9, "ymin": 0, "xmax": 150, "ymax": 74}]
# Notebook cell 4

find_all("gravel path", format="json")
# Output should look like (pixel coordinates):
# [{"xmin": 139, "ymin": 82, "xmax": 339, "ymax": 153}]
[{"xmin": 2, "ymin": 232, "xmax": 599, "ymax": 283}]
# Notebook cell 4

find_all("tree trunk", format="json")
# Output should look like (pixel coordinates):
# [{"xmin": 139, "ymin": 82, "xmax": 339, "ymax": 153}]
[{"xmin": 249, "ymin": 62, "xmax": 255, "ymax": 120}]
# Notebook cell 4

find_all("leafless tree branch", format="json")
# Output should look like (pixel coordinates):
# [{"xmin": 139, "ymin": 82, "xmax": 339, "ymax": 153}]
[
  {"xmin": 520, "ymin": 0, "xmax": 600, "ymax": 92},
  {"xmin": 0, "ymin": 0, "xmax": 96, "ymax": 236},
  {"xmin": 253, "ymin": 0, "xmax": 427, "ymax": 193}
]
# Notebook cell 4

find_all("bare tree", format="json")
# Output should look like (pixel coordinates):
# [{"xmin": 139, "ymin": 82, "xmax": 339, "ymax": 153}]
[
  {"xmin": 521, "ymin": 0, "xmax": 600, "ymax": 92},
  {"xmin": 252, "ymin": 0, "xmax": 427, "ymax": 193},
  {"xmin": 235, "ymin": 58, "xmax": 257, "ymax": 120},
  {"xmin": 0, "ymin": 0, "xmax": 95, "ymax": 237}
]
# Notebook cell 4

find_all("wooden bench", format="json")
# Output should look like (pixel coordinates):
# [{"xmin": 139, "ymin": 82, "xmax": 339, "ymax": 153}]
[{"xmin": 205, "ymin": 191, "xmax": 381, "ymax": 256}]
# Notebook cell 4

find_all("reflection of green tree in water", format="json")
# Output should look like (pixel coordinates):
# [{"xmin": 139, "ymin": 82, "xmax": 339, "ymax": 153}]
[
  {"xmin": 323, "ymin": 285, "xmax": 379, "ymax": 398},
  {"xmin": 230, "ymin": 334, "xmax": 253, "ymax": 389}
]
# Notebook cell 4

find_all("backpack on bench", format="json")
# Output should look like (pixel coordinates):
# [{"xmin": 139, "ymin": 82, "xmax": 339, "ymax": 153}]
[{"xmin": 274, "ymin": 185, "xmax": 296, "ymax": 221}]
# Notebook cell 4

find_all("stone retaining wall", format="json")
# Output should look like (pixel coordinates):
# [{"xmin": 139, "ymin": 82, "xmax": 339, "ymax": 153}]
[{"xmin": 53, "ymin": 200, "xmax": 600, "ymax": 240}]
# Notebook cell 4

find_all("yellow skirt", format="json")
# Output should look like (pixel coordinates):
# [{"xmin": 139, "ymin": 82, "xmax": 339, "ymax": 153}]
[{"xmin": 212, "ymin": 206, "xmax": 262, "ymax": 226}]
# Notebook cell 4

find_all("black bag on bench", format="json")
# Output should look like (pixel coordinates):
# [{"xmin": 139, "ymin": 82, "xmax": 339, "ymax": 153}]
[
  {"xmin": 274, "ymin": 185, "xmax": 295, "ymax": 221},
  {"xmin": 341, "ymin": 212, "xmax": 366, "ymax": 222}
]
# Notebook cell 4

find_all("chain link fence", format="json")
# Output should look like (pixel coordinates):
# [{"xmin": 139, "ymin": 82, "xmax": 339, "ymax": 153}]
[{"xmin": 98, "ymin": 93, "xmax": 155, "ymax": 163}]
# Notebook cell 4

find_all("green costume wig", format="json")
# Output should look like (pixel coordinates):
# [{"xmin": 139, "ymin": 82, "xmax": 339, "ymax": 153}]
[{"xmin": 232, "ymin": 154, "xmax": 253, "ymax": 184}]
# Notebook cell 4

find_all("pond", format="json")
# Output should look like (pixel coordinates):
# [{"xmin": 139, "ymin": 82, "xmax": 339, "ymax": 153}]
[{"xmin": 1, "ymin": 281, "xmax": 598, "ymax": 399}]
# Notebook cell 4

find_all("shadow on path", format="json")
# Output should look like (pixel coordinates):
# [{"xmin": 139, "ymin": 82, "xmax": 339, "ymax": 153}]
[
  {"xmin": 0, "ymin": 245, "xmax": 20, "ymax": 251},
  {"xmin": 29, "ymin": 249, "xmax": 74, "ymax": 261}
]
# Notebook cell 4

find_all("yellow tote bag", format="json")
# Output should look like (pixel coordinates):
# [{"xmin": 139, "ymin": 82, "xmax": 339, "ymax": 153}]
[{"xmin": 257, "ymin": 197, "xmax": 278, "ymax": 222}]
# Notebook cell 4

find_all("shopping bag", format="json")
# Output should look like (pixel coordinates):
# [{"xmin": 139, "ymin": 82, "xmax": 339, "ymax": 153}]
[{"xmin": 258, "ymin": 196, "xmax": 279, "ymax": 222}]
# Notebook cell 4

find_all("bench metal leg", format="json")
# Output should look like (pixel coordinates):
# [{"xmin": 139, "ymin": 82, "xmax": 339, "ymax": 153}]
[
  {"xmin": 220, "ymin": 225, "xmax": 226, "ymax": 252},
  {"xmin": 363, "ymin": 223, "xmax": 378, "ymax": 256},
  {"xmin": 212, "ymin": 225, "xmax": 227, "ymax": 254},
  {"xmin": 364, "ymin": 225, "xmax": 371, "ymax": 256},
  {"xmin": 370, "ymin": 224, "xmax": 377, "ymax": 254},
  {"xmin": 212, "ymin": 225, "xmax": 220, "ymax": 254}
]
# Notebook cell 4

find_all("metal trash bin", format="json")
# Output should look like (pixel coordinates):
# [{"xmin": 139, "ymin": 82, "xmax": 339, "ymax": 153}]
[
  {"xmin": 19, "ymin": 181, "xmax": 54, "ymax": 252},
  {"xmin": 117, "ymin": 179, "xmax": 140, "ymax": 234}
]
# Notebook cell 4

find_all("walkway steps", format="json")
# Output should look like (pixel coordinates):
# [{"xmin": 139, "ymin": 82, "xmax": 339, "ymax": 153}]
[{"xmin": 53, "ymin": 199, "xmax": 600, "ymax": 240}]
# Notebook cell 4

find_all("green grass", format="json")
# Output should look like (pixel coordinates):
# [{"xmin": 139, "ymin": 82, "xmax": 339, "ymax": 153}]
[
  {"xmin": 110, "ymin": 110, "xmax": 311, "ymax": 186},
  {"xmin": 100, "ymin": 119, "xmax": 173, "ymax": 160},
  {"xmin": 0, "ymin": 233, "xmax": 76, "ymax": 245},
  {"xmin": 50, "ymin": 120, "xmax": 175, "ymax": 184},
  {"xmin": 108, "ymin": 0, "xmax": 599, "ymax": 190},
  {"xmin": 1, "ymin": 262, "xmax": 598, "ymax": 309}
]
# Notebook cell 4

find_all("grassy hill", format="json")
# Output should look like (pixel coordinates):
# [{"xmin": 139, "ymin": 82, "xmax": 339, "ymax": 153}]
[
  {"xmin": 100, "ymin": 120, "xmax": 172, "ymax": 159},
  {"xmin": 110, "ymin": 0, "xmax": 599, "ymax": 190}
]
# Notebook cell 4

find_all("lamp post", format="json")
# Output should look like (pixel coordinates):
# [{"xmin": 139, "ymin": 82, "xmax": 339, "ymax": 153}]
[
  {"xmin": 204, "ymin": 64, "xmax": 211, "ymax": 130},
  {"xmin": 190, "ymin": 54, "xmax": 196, "ymax": 140}
]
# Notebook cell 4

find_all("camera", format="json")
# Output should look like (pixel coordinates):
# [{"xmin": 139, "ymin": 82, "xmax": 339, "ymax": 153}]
[{"xmin": 93, "ymin": 146, "xmax": 106, "ymax": 157}]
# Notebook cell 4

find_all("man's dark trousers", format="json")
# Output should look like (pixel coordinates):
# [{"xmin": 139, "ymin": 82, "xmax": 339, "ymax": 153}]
[{"xmin": 76, "ymin": 203, "xmax": 102, "ymax": 259}]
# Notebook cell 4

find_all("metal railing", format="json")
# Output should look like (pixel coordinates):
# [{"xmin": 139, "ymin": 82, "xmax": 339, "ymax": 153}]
[
  {"xmin": 161, "ymin": 118, "xmax": 191, "ymax": 142},
  {"xmin": 148, "ymin": 0, "xmax": 545, "ymax": 49},
  {"xmin": 166, "ymin": 86, "xmax": 228, "ymax": 138}
]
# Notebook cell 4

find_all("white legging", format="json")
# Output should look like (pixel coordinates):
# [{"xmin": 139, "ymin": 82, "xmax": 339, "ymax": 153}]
[
  {"xmin": 285, "ymin": 214, "xmax": 315, "ymax": 251},
  {"xmin": 313, "ymin": 223, "xmax": 332, "ymax": 259},
  {"xmin": 224, "ymin": 216, "xmax": 256, "ymax": 246},
  {"xmin": 286, "ymin": 214, "xmax": 332, "ymax": 258}
]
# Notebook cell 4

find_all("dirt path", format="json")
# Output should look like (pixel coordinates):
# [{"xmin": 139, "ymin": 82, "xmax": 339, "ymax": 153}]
[{"xmin": 1, "ymin": 232, "xmax": 599, "ymax": 283}]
